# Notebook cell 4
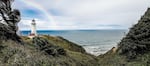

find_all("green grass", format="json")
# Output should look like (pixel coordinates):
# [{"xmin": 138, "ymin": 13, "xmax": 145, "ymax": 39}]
[{"xmin": 0, "ymin": 35, "xmax": 98, "ymax": 66}]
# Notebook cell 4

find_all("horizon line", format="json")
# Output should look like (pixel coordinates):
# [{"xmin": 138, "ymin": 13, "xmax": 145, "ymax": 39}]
[{"xmin": 20, "ymin": 29, "xmax": 127, "ymax": 31}]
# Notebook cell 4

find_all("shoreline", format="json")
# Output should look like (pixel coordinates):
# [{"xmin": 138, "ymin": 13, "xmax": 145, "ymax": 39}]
[{"xmin": 22, "ymin": 35, "xmax": 116, "ymax": 56}]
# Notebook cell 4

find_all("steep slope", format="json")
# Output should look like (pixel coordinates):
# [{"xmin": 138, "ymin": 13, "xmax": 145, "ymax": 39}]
[
  {"xmin": 98, "ymin": 8, "xmax": 150, "ymax": 66},
  {"xmin": 117, "ymin": 8, "xmax": 150, "ymax": 59},
  {"xmin": 41, "ymin": 35, "xmax": 86, "ymax": 53},
  {"xmin": 0, "ymin": 34, "xmax": 99, "ymax": 66},
  {"xmin": 0, "ymin": 37, "xmax": 99, "ymax": 66}
]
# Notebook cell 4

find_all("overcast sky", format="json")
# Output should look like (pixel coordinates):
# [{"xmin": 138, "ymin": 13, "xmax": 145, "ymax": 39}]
[{"xmin": 13, "ymin": 0, "xmax": 150, "ymax": 30}]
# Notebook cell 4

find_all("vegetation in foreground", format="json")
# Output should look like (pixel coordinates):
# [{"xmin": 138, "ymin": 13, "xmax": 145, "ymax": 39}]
[
  {"xmin": 1, "ymin": 0, "xmax": 150, "ymax": 66},
  {"xmin": 98, "ymin": 8, "xmax": 150, "ymax": 66},
  {"xmin": 0, "ymin": 35, "xmax": 99, "ymax": 66},
  {"xmin": 0, "ymin": 0, "xmax": 99, "ymax": 65}
]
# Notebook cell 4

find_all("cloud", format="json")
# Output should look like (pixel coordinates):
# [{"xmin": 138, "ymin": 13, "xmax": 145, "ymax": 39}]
[{"xmin": 14, "ymin": 0, "xmax": 150, "ymax": 30}]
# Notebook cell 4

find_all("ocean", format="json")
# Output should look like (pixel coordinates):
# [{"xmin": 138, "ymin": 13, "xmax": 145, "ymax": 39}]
[{"xmin": 21, "ymin": 30, "xmax": 127, "ymax": 56}]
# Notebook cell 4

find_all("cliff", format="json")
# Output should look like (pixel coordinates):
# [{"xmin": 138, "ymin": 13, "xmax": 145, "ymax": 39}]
[{"xmin": 98, "ymin": 8, "xmax": 150, "ymax": 66}]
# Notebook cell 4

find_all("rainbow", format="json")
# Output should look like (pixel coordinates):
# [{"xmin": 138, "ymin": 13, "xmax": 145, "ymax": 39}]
[{"xmin": 19, "ymin": 0, "xmax": 58, "ymax": 29}]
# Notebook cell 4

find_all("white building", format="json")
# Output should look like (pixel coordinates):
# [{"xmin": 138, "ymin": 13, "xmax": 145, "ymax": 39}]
[{"xmin": 29, "ymin": 19, "xmax": 37, "ymax": 37}]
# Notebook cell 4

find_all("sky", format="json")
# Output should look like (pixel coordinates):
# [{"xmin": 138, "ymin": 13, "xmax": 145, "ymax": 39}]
[{"xmin": 13, "ymin": 0, "xmax": 150, "ymax": 30}]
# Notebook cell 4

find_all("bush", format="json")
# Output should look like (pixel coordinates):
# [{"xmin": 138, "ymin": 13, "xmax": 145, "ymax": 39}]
[
  {"xmin": 32, "ymin": 37, "xmax": 66, "ymax": 56},
  {"xmin": 117, "ymin": 8, "xmax": 150, "ymax": 60}
]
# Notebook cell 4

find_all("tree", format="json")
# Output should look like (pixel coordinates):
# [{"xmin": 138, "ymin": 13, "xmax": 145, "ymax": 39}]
[{"xmin": 0, "ymin": 0, "xmax": 21, "ymax": 32}]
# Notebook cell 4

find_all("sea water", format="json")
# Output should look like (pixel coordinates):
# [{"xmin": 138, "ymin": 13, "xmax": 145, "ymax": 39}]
[{"xmin": 21, "ymin": 30, "xmax": 126, "ymax": 56}]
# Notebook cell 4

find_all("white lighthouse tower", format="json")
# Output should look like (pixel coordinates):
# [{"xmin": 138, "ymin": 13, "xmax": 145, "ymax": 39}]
[{"xmin": 30, "ymin": 19, "xmax": 37, "ymax": 36}]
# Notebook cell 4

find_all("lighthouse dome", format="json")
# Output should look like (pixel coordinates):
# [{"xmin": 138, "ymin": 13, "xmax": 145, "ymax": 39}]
[{"xmin": 31, "ymin": 19, "xmax": 36, "ymax": 25}]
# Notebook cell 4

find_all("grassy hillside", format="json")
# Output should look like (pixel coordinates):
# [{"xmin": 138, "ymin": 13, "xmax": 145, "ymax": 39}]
[
  {"xmin": 98, "ymin": 8, "xmax": 150, "ymax": 66},
  {"xmin": 0, "ymin": 35, "xmax": 99, "ymax": 66},
  {"xmin": 1, "ymin": 0, "xmax": 150, "ymax": 65}
]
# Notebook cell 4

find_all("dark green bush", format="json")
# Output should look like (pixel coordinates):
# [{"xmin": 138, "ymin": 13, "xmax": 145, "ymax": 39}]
[
  {"xmin": 32, "ymin": 37, "xmax": 66, "ymax": 56},
  {"xmin": 117, "ymin": 8, "xmax": 150, "ymax": 60}
]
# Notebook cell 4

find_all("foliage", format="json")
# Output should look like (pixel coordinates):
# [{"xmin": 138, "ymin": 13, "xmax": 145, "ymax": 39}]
[
  {"xmin": 0, "ymin": 0, "xmax": 21, "ymax": 32},
  {"xmin": 117, "ymin": 8, "xmax": 150, "ymax": 59},
  {"xmin": 32, "ymin": 37, "xmax": 66, "ymax": 56},
  {"xmin": 98, "ymin": 8, "xmax": 150, "ymax": 66},
  {"xmin": 0, "ymin": 36, "xmax": 99, "ymax": 66},
  {"xmin": 41, "ymin": 35, "xmax": 86, "ymax": 53}
]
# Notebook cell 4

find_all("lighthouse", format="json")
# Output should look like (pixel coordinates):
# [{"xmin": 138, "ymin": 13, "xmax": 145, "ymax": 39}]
[{"xmin": 30, "ymin": 19, "xmax": 37, "ymax": 36}]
